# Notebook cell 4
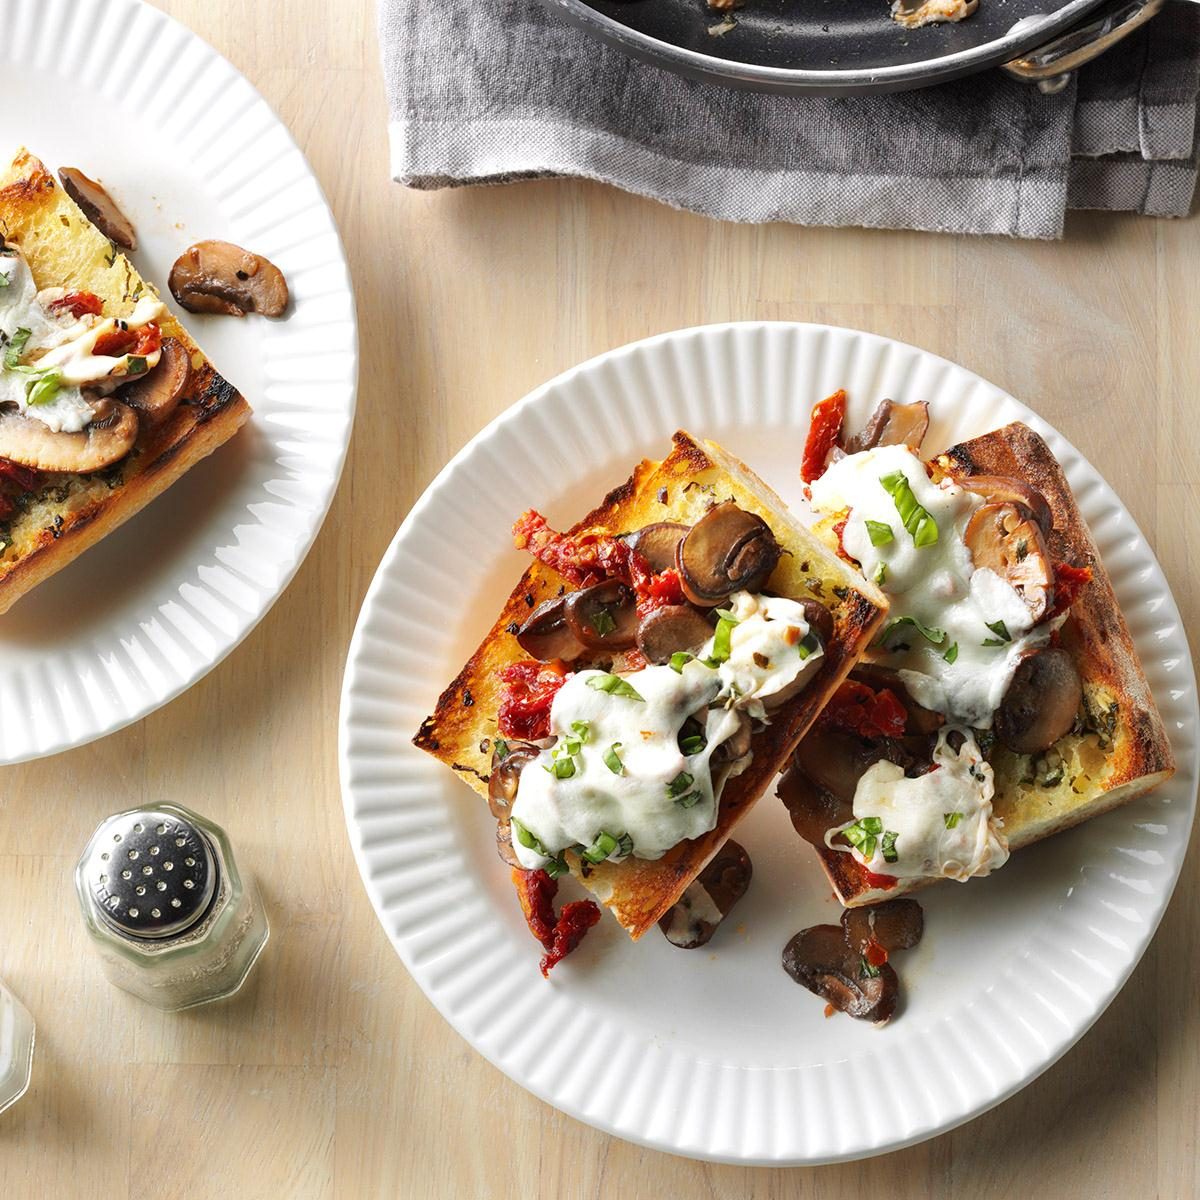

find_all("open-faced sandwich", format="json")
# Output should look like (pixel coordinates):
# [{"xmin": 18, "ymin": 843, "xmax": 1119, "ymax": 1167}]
[
  {"xmin": 414, "ymin": 431, "xmax": 888, "ymax": 974},
  {"xmin": 775, "ymin": 392, "xmax": 1175, "ymax": 1021},
  {"xmin": 0, "ymin": 149, "xmax": 250, "ymax": 613}
]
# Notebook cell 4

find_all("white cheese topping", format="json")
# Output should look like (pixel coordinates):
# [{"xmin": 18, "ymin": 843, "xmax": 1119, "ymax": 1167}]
[
  {"xmin": 826, "ymin": 727, "xmax": 1009, "ymax": 881},
  {"xmin": 809, "ymin": 443, "xmax": 1051, "ymax": 727},
  {"xmin": 0, "ymin": 248, "xmax": 164, "ymax": 434},
  {"xmin": 509, "ymin": 590, "xmax": 825, "ymax": 870}
]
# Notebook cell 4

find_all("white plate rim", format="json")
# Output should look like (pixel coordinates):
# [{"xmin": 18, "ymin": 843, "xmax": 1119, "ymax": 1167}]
[
  {"xmin": 0, "ymin": 0, "xmax": 358, "ymax": 764},
  {"xmin": 339, "ymin": 321, "xmax": 1197, "ymax": 1165}
]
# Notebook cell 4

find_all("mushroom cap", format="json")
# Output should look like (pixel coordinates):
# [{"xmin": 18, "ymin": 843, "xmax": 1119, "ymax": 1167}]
[
  {"xmin": 776, "ymin": 759, "xmax": 853, "ymax": 847},
  {"xmin": 841, "ymin": 898, "xmax": 924, "ymax": 957},
  {"xmin": 488, "ymin": 742, "xmax": 540, "ymax": 821},
  {"xmin": 168, "ymin": 240, "xmax": 289, "ymax": 319},
  {"xmin": 515, "ymin": 595, "xmax": 586, "ymax": 663},
  {"xmin": 659, "ymin": 839, "xmax": 753, "ymax": 949},
  {"xmin": 954, "ymin": 474, "xmax": 1052, "ymax": 534},
  {"xmin": 624, "ymin": 521, "xmax": 689, "ymax": 574},
  {"xmin": 995, "ymin": 647, "xmax": 1083, "ymax": 755},
  {"xmin": 963, "ymin": 501, "xmax": 1054, "ymax": 621},
  {"xmin": 564, "ymin": 579, "xmax": 638, "ymax": 652},
  {"xmin": 119, "ymin": 337, "xmax": 191, "ymax": 428},
  {"xmin": 845, "ymin": 399, "xmax": 930, "ymax": 455},
  {"xmin": 636, "ymin": 603, "xmax": 714, "ymax": 664},
  {"xmin": 58, "ymin": 167, "xmax": 137, "ymax": 251},
  {"xmin": 676, "ymin": 501, "xmax": 781, "ymax": 607},
  {"xmin": 0, "ymin": 399, "xmax": 138, "ymax": 473},
  {"xmin": 782, "ymin": 925, "xmax": 899, "ymax": 1023}
]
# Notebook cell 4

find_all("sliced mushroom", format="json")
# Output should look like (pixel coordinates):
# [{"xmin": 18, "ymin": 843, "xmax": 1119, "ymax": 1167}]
[
  {"xmin": 782, "ymin": 925, "xmax": 899, "ymax": 1024},
  {"xmin": 169, "ymin": 240, "xmax": 289, "ymax": 318},
  {"xmin": 636, "ymin": 604, "xmax": 714, "ymax": 664},
  {"xmin": 711, "ymin": 714, "xmax": 753, "ymax": 765},
  {"xmin": 58, "ymin": 167, "xmax": 137, "ymax": 251},
  {"xmin": 118, "ymin": 337, "xmax": 190, "ymax": 428},
  {"xmin": 799, "ymin": 597, "xmax": 835, "ymax": 647},
  {"xmin": 0, "ymin": 399, "xmax": 138, "ymax": 473},
  {"xmin": 659, "ymin": 840, "xmax": 753, "ymax": 949},
  {"xmin": 995, "ymin": 648, "xmax": 1082, "ymax": 755},
  {"xmin": 845, "ymin": 399, "xmax": 930, "ymax": 455},
  {"xmin": 952, "ymin": 474, "xmax": 1052, "ymax": 534},
  {"xmin": 676, "ymin": 502, "xmax": 781, "ymax": 607},
  {"xmin": 625, "ymin": 521, "xmax": 689, "ymax": 574},
  {"xmin": 793, "ymin": 728, "xmax": 876, "ymax": 806},
  {"xmin": 841, "ymin": 899, "xmax": 924, "ymax": 959},
  {"xmin": 964, "ymin": 502, "xmax": 1054, "ymax": 621},
  {"xmin": 777, "ymin": 759, "xmax": 853, "ymax": 847},
  {"xmin": 564, "ymin": 579, "xmax": 638, "ymax": 651},
  {"xmin": 488, "ymin": 742, "xmax": 539, "ymax": 821},
  {"xmin": 515, "ymin": 596, "xmax": 586, "ymax": 662}
]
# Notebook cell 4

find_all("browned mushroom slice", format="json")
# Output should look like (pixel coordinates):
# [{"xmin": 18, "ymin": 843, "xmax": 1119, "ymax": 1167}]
[
  {"xmin": 489, "ymin": 742, "xmax": 540, "ymax": 867},
  {"xmin": 659, "ymin": 839, "xmax": 753, "ymax": 949},
  {"xmin": 58, "ymin": 167, "xmax": 137, "ymax": 251},
  {"xmin": 951, "ymin": 474, "xmax": 1052, "ymax": 534},
  {"xmin": 169, "ymin": 240, "xmax": 289, "ymax": 318},
  {"xmin": 841, "ymin": 899, "xmax": 924, "ymax": 960},
  {"xmin": 625, "ymin": 521, "xmax": 689, "ymax": 574},
  {"xmin": 963, "ymin": 501, "xmax": 1054, "ymax": 621},
  {"xmin": 777, "ymin": 759, "xmax": 853, "ymax": 847},
  {"xmin": 118, "ymin": 337, "xmax": 190, "ymax": 428},
  {"xmin": 636, "ymin": 603, "xmax": 714, "ymax": 664},
  {"xmin": 995, "ymin": 648, "xmax": 1083, "ymax": 755},
  {"xmin": 676, "ymin": 502, "xmax": 781, "ymax": 607},
  {"xmin": 515, "ymin": 596, "xmax": 586, "ymax": 662},
  {"xmin": 782, "ymin": 925, "xmax": 899, "ymax": 1023},
  {"xmin": 798, "ymin": 597, "xmax": 834, "ymax": 646},
  {"xmin": 844, "ymin": 399, "xmax": 930, "ymax": 454},
  {"xmin": 564, "ymin": 580, "xmax": 638, "ymax": 651},
  {"xmin": 0, "ymin": 399, "xmax": 138, "ymax": 473}
]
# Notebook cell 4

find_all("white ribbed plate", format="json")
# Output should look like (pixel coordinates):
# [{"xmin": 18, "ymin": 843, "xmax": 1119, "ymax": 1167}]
[
  {"xmin": 340, "ymin": 324, "xmax": 1196, "ymax": 1165},
  {"xmin": 0, "ymin": 0, "xmax": 356, "ymax": 764}
]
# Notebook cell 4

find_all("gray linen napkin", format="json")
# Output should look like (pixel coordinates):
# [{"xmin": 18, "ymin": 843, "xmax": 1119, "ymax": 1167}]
[{"xmin": 379, "ymin": 0, "xmax": 1199, "ymax": 239}]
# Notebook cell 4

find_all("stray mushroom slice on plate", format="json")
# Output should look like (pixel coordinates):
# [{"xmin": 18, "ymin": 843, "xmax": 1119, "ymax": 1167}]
[
  {"xmin": 782, "ymin": 924, "xmax": 900, "ymax": 1024},
  {"xmin": 0, "ymin": 399, "xmax": 138, "ymax": 473},
  {"xmin": 119, "ymin": 337, "xmax": 191, "ymax": 429},
  {"xmin": 169, "ymin": 240, "xmax": 289, "ymax": 318},
  {"xmin": 58, "ymin": 167, "xmax": 137, "ymax": 251},
  {"xmin": 676, "ymin": 501, "xmax": 781, "ymax": 607}
]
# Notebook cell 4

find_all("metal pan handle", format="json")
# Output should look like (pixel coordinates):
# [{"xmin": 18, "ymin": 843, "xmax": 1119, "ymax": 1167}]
[{"xmin": 1001, "ymin": 0, "xmax": 1168, "ymax": 92}]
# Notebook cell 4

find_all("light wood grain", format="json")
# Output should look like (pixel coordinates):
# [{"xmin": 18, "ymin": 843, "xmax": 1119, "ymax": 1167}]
[{"xmin": 0, "ymin": 2, "xmax": 1196, "ymax": 1197}]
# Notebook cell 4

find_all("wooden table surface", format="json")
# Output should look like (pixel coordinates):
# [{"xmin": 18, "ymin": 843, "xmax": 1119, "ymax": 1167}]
[{"xmin": 2, "ymin": 1, "xmax": 1197, "ymax": 1196}]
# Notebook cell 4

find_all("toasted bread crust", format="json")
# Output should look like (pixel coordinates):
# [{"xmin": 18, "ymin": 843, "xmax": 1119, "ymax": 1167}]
[
  {"xmin": 809, "ymin": 422, "xmax": 1176, "ymax": 906},
  {"xmin": 0, "ymin": 150, "xmax": 249, "ymax": 613},
  {"xmin": 415, "ymin": 431, "xmax": 889, "ymax": 938}
]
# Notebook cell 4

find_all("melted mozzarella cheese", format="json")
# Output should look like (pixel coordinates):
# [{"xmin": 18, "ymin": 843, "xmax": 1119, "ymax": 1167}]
[
  {"xmin": 827, "ymin": 728, "xmax": 1009, "ymax": 881},
  {"xmin": 809, "ymin": 444, "xmax": 1051, "ymax": 727},
  {"xmin": 0, "ymin": 249, "xmax": 164, "ymax": 433}
]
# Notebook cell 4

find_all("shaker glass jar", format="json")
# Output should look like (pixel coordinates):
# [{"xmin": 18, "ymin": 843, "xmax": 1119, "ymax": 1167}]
[
  {"xmin": 75, "ymin": 803, "xmax": 269, "ymax": 1011},
  {"xmin": 0, "ymin": 978, "xmax": 34, "ymax": 1116}
]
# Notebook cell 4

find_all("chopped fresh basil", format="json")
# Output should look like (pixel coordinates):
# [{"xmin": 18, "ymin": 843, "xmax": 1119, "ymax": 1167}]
[
  {"xmin": 569, "ymin": 720, "xmax": 591, "ymax": 743},
  {"xmin": 875, "ymin": 615, "xmax": 946, "ymax": 649},
  {"xmin": 860, "ymin": 956, "xmax": 882, "ymax": 980},
  {"xmin": 615, "ymin": 832, "xmax": 634, "ymax": 858},
  {"xmin": 984, "ymin": 619, "xmax": 1012, "ymax": 644},
  {"xmin": 714, "ymin": 608, "xmax": 740, "ymax": 625},
  {"xmin": 881, "ymin": 830, "xmax": 899, "ymax": 863},
  {"xmin": 842, "ymin": 815, "xmax": 894, "ymax": 863},
  {"xmin": 943, "ymin": 642, "xmax": 959, "ymax": 664},
  {"xmin": 0, "ymin": 270, "xmax": 9, "ymax": 289},
  {"xmin": 25, "ymin": 371, "xmax": 62, "ymax": 407},
  {"xmin": 124, "ymin": 354, "xmax": 149, "ymax": 377},
  {"xmin": 705, "ymin": 611, "xmax": 738, "ymax": 666},
  {"xmin": 3, "ymin": 327, "xmax": 31, "ymax": 369},
  {"xmin": 512, "ymin": 818, "xmax": 549, "ymax": 857},
  {"xmin": 943, "ymin": 811, "xmax": 963, "ymax": 830},
  {"xmin": 669, "ymin": 651, "xmax": 694, "ymax": 674},
  {"xmin": 873, "ymin": 561, "xmax": 887, "ymax": 586},
  {"xmin": 865, "ymin": 519, "xmax": 894, "ymax": 547},
  {"xmin": 797, "ymin": 632, "xmax": 821, "ymax": 660},
  {"xmin": 603, "ymin": 743, "xmax": 624, "ymax": 775},
  {"xmin": 543, "ymin": 854, "xmax": 568, "ymax": 879},
  {"xmin": 680, "ymin": 733, "xmax": 707, "ymax": 756},
  {"xmin": 581, "ymin": 831, "xmax": 619, "ymax": 864},
  {"xmin": 666, "ymin": 771, "xmax": 695, "ymax": 798},
  {"xmin": 545, "ymin": 756, "xmax": 576, "ymax": 780},
  {"xmin": 674, "ymin": 790, "xmax": 703, "ymax": 809},
  {"xmin": 879, "ymin": 469, "xmax": 939, "ymax": 548},
  {"xmin": 586, "ymin": 673, "xmax": 644, "ymax": 702},
  {"xmin": 494, "ymin": 738, "xmax": 510, "ymax": 761}
]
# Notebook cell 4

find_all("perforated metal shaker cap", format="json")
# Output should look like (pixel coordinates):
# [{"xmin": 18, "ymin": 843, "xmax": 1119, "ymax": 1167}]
[{"xmin": 80, "ymin": 808, "xmax": 218, "ymax": 940}]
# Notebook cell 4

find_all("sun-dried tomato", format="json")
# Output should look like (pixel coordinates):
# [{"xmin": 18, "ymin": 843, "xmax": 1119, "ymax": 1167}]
[
  {"xmin": 540, "ymin": 900, "xmax": 601, "ymax": 977},
  {"xmin": 1047, "ymin": 561, "xmax": 1093, "ymax": 620},
  {"xmin": 819, "ymin": 679, "xmax": 908, "ymax": 740},
  {"xmin": 861, "ymin": 868, "xmax": 898, "ymax": 890},
  {"xmin": 497, "ymin": 659, "xmax": 566, "ymax": 741},
  {"xmin": 832, "ymin": 515, "xmax": 851, "ymax": 562},
  {"xmin": 801, "ymin": 389, "xmax": 847, "ymax": 483},
  {"xmin": 511, "ymin": 867, "xmax": 601, "ymax": 976},
  {"xmin": 46, "ymin": 290, "xmax": 103, "ymax": 319},
  {"xmin": 92, "ymin": 321, "xmax": 161, "ymax": 360},
  {"xmin": 0, "ymin": 458, "xmax": 40, "ymax": 493},
  {"xmin": 513, "ymin": 510, "xmax": 640, "ymax": 589},
  {"xmin": 635, "ymin": 565, "xmax": 685, "ymax": 617}
]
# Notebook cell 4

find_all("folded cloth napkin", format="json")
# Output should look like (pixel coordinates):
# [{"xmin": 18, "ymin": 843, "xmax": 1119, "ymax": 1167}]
[{"xmin": 379, "ymin": 0, "xmax": 1200, "ymax": 238}]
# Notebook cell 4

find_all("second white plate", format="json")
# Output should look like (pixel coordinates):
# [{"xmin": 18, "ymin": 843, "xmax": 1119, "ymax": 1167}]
[
  {"xmin": 0, "ymin": 0, "xmax": 356, "ymax": 764},
  {"xmin": 340, "ymin": 323, "xmax": 1196, "ymax": 1165}
]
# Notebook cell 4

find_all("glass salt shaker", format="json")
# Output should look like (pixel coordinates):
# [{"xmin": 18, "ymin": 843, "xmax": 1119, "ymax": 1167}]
[
  {"xmin": 75, "ymin": 803, "xmax": 269, "ymax": 1011},
  {"xmin": 0, "ymin": 978, "xmax": 35, "ymax": 1116}
]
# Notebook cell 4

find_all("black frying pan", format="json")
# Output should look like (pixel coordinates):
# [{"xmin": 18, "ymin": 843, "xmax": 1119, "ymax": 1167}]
[{"xmin": 539, "ymin": 0, "xmax": 1143, "ymax": 93}]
